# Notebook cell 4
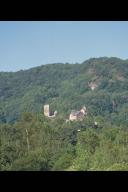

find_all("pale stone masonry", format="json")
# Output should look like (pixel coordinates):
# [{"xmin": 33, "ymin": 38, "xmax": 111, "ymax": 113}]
[
  {"xmin": 44, "ymin": 104, "xmax": 50, "ymax": 117},
  {"xmin": 69, "ymin": 106, "xmax": 87, "ymax": 121},
  {"xmin": 44, "ymin": 104, "xmax": 57, "ymax": 117}
]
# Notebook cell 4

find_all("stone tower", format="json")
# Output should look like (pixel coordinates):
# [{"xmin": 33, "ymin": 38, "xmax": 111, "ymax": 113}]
[{"xmin": 44, "ymin": 104, "xmax": 50, "ymax": 117}]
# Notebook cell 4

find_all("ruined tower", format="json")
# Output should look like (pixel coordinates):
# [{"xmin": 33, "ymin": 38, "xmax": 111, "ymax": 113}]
[{"xmin": 44, "ymin": 104, "xmax": 50, "ymax": 117}]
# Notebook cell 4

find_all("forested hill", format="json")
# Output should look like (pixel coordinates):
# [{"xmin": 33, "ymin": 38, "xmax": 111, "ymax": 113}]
[
  {"xmin": 0, "ymin": 57, "xmax": 128, "ymax": 123},
  {"xmin": 1, "ymin": 57, "xmax": 128, "ymax": 171}
]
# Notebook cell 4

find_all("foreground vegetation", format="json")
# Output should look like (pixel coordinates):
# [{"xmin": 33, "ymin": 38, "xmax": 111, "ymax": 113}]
[{"xmin": 1, "ymin": 112, "xmax": 128, "ymax": 171}]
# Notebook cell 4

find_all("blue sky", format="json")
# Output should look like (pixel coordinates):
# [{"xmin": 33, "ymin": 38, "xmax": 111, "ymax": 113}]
[{"xmin": 0, "ymin": 21, "xmax": 128, "ymax": 71}]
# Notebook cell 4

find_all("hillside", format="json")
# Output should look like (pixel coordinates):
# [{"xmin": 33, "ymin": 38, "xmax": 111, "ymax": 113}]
[
  {"xmin": 1, "ymin": 57, "xmax": 128, "ymax": 171},
  {"xmin": 0, "ymin": 57, "xmax": 128, "ymax": 123}
]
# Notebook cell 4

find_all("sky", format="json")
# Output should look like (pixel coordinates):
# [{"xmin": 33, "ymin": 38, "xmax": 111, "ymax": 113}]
[{"xmin": 0, "ymin": 21, "xmax": 128, "ymax": 72}]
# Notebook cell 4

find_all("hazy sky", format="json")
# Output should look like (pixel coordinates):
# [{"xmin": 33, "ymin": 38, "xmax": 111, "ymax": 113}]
[{"xmin": 0, "ymin": 21, "xmax": 128, "ymax": 71}]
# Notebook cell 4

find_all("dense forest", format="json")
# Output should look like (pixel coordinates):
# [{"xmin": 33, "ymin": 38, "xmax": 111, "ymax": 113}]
[{"xmin": 1, "ymin": 57, "xmax": 128, "ymax": 171}]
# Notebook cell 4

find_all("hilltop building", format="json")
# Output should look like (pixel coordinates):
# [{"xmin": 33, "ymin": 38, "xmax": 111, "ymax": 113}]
[{"xmin": 69, "ymin": 106, "xmax": 87, "ymax": 121}]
